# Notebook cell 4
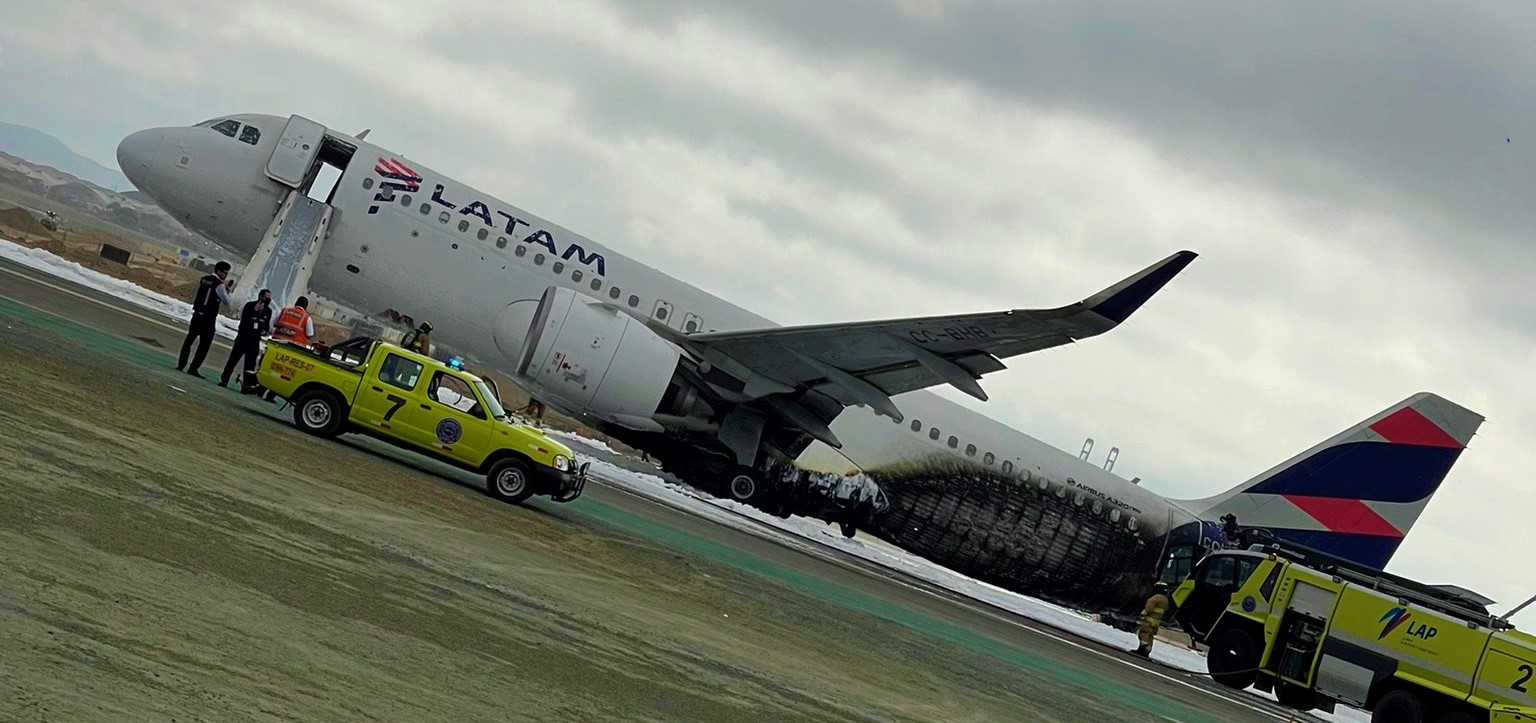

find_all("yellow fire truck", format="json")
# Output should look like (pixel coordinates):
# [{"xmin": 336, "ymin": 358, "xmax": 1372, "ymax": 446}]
[{"xmin": 1171, "ymin": 543, "xmax": 1536, "ymax": 723}]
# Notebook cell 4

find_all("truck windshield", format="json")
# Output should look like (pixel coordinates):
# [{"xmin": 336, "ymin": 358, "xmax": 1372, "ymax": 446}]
[{"xmin": 473, "ymin": 380, "xmax": 507, "ymax": 420}]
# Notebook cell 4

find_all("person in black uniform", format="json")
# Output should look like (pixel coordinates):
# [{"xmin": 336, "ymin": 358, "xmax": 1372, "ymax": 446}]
[
  {"xmin": 176, "ymin": 260, "xmax": 234, "ymax": 378},
  {"xmin": 220, "ymin": 288, "xmax": 273, "ymax": 390},
  {"xmin": 401, "ymin": 320, "xmax": 433, "ymax": 356}
]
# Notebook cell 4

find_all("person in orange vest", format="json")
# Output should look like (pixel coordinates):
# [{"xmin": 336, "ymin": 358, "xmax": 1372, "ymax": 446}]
[{"xmin": 271, "ymin": 295, "xmax": 315, "ymax": 347}]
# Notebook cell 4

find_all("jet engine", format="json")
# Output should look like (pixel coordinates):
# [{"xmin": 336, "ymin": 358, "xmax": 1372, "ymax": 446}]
[{"xmin": 505, "ymin": 286, "xmax": 683, "ymax": 432}]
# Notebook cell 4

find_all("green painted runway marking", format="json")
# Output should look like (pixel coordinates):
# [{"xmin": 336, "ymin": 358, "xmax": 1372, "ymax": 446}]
[
  {"xmin": 578, "ymin": 501, "xmax": 1218, "ymax": 722},
  {"xmin": 0, "ymin": 293, "xmax": 1222, "ymax": 722}
]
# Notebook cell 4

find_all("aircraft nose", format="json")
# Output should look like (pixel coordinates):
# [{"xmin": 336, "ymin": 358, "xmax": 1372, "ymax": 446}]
[{"xmin": 116, "ymin": 128, "xmax": 166, "ymax": 190}]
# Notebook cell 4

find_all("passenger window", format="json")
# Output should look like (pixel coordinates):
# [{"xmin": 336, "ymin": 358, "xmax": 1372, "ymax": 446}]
[
  {"xmin": 1001, "ymin": 460, "xmax": 1014, "ymax": 474},
  {"xmin": 400, "ymin": 195, "xmax": 412, "ymax": 207},
  {"xmin": 420, "ymin": 203, "xmax": 431, "ymax": 215},
  {"xmin": 572, "ymin": 270, "xmax": 583, "ymax": 282},
  {"xmin": 496, "ymin": 237, "xmax": 508, "ymax": 249},
  {"xmin": 929, "ymin": 428, "xmax": 941, "ymax": 441},
  {"xmin": 628, "ymin": 295, "xmax": 639, "ymax": 308},
  {"xmin": 534, "ymin": 254, "xmax": 545, "ymax": 266},
  {"xmin": 983, "ymin": 452, "xmax": 995, "ymax": 465},
  {"xmin": 948, "ymin": 436, "xmax": 958, "ymax": 449},
  {"xmin": 477, "ymin": 228, "xmax": 489, "ymax": 241},
  {"xmin": 966, "ymin": 443, "xmax": 977, "ymax": 456},
  {"xmin": 211, "ymin": 119, "xmax": 240, "ymax": 138},
  {"xmin": 457, "ymin": 220, "xmax": 470, "ymax": 232},
  {"xmin": 239, "ymin": 125, "xmax": 261, "ymax": 145},
  {"xmin": 429, "ymin": 372, "xmax": 481, "ymax": 416},
  {"xmin": 439, "ymin": 212, "xmax": 450, "ymax": 224},
  {"xmin": 910, "ymin": 420, "xmax": 922, "ymax": 432},
  {"xmin": 590, "ymin": 278, "xmax": 602, "ymax": 292},
  {"xmin": 379, "ymin": 354, "xmax": 423, "ymax": 391},
  {"xmin": 362, "ymin": 178, "xmax": 375, "ymax": 190},
  {"xmin": 515, "ymin": 245, "xmax": 526, "ymax": 258},
  {"xmin": 553, "ymin": 261, "xmax": 565, "ymax": 274},
  {"xmin": 683, "ymin": 312, "xmax": 702, "ymax": 333},
  {"xmin": 609, "ymin": 287, "xmax": 621, "ymax": 300}
]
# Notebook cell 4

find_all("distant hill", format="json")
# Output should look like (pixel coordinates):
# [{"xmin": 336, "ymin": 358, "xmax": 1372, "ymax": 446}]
[{"xmin": 0, "ymin": 121, "xmax": 130, "ymax": 191}]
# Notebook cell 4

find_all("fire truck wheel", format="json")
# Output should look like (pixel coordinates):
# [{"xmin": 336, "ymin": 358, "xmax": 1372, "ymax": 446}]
[
  {"xmin": 1207, "ymin": 628, "xmax": 1259, "ymax": 690},
  {"xmin": 1371, "ymin": 690, "xmax": 1424, "ymax": 723},
  {"xmin": 1275, "ymin": 682, "xmax": 1315, "ymax": 711}
]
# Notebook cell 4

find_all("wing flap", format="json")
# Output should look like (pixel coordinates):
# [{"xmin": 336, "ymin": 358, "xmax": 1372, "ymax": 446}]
[{"xmin": 680, "ymin": 250, "xmax": 1195, "ymax": 403}]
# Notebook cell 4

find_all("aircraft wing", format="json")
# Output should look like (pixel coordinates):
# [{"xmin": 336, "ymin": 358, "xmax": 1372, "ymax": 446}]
[{"xmin": 655, "ymin": 250, "xmax": 1197, "ymax": 434}]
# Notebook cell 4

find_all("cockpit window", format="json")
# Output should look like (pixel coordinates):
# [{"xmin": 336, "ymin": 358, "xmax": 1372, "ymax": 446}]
[
  {"xmin": 194, "ymin": 119, "xmax": 221, "ymax": 128},
  {"xmin": 211, "ymin": 119, "xmax": 241, "ymax": 138},
  {"xmin": 239, "ymin": 125, "xmax": 261, "ymax": 146}
]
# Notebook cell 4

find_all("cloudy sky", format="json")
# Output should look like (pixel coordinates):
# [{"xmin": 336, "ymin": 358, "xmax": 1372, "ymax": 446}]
[{"xmin": 3, "ymin": 0, "xmax": 1533, "ymax": 617}]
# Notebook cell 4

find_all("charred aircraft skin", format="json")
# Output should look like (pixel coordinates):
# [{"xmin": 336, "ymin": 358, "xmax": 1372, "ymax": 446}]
[{"xmin": 857, "ymin": 461, "xmax": 1206, "ymax": 615}]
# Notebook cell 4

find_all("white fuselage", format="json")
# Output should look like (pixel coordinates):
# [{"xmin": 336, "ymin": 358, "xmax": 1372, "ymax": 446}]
[{"xmin": 119, "ymin": 114, "xmax": 1198, "ymax": 540}]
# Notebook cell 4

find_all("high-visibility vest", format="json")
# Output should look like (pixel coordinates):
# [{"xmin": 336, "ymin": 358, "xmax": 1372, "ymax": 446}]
[{"xmin": 272, "ymin": 306, "xmax": 311, "ymax": 346}]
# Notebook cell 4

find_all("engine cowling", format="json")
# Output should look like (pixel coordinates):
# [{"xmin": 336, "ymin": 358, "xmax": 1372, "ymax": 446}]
[{"xmin": 503, "ymin": 286, "xmax": 681, "ymax": 431}]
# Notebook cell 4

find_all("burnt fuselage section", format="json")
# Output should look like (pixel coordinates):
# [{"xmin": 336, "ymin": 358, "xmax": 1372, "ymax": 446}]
[{"xmin": 858, "ymin": 461, "xmax": 1218, "ymax": 615}]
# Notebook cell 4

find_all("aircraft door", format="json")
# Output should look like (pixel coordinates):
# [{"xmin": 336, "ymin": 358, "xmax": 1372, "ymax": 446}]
[{"xmin": 266, "ymin": 115, "xmax": 327, "ymax": 188}]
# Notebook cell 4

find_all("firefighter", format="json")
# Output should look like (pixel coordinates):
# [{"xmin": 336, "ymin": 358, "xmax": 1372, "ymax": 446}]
[
  {"xmin": 175, "ymin": 260, "xmax": 233, "ymax": 378},
  {"xmin": 1133, "ymin": 581, "xmax": 1172, "ymax": 657},
  {"xmin": 272, "ymin": 295, "xmax": 315, "ymax": 347},
  {"xmin": 219, "ymin": 288, "xmax": 272, "ymax": 390},
  {"xmin": 402, "ymin": 321, "xmax": 433, "ymax": 356}
]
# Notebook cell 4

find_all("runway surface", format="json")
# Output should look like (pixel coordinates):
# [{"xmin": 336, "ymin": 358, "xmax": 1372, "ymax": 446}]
[{"xmin": 0, "ymin": 256, "xmax": 1316, "ymax": 722}]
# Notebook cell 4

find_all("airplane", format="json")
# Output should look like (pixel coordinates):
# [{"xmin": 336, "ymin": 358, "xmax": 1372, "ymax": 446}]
[{"xmin": 115, "ymin": 113, "xmax": 1485, "ymax": 615}]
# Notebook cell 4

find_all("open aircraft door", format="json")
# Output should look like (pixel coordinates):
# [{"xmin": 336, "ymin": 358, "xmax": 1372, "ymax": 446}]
[{"xmin": 266, "ymin": 115, "xmax": 327, "ymax": 188}]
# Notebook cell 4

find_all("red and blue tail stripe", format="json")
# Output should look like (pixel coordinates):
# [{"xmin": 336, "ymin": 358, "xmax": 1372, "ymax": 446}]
[{"xmin": 1184, "ymin": 393, "xmax": 1482, "ymax": 569}]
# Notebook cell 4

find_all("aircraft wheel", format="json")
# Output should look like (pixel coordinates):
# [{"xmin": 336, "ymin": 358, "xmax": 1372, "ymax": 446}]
[{"xmin": 727, "ymin": 467, "xmax": 765, "ymax": 505}]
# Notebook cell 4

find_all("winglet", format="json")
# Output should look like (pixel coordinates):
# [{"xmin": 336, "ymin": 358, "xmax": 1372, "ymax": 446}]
[{"xmin": 1082, "ymin": 250, "xmax": 1198, "ymax": 324}]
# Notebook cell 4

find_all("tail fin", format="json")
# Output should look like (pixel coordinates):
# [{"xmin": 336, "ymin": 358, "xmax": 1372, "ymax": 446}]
[{"xmin": 1184, "ymin": 393, "xmax": 1483, "ymax": 569}]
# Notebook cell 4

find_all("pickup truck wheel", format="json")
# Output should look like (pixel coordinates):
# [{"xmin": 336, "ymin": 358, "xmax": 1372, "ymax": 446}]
[
  {"xmin": 293, "ymin": 390, "xmax": 345, "ymax": 438},
  {"xmin": 1207, "ymin": 628, "xmax": 1259, "ymax": 690},
  {"xmin": 486, "ymin": 458, "xmax": 536, "ymax": 504},
  {"xmin": 1372, "ymin": 690, "xmax": 1425, "ymax": 723}
]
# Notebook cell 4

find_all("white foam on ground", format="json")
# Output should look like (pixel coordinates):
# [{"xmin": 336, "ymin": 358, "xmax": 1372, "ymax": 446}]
[
  {"xmin": 1, "ymin": 236, "xmax": 240, "ymax": 340},
  {"xmin": 3, "ymin": 236, "xmax": 1369, "ymax": 721}
]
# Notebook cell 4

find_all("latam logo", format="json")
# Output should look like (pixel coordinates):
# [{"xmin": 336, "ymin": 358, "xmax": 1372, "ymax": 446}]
[
  {"xmin": 370, "ymin": 157, "xmax": 423, "ymax": 214},
  {"xmin": 369, "ymin": 158, "xmax": 607, "ymax": 277},
  {"xmin": 1378, "ymin": 606, "xmax": 1438, "ymax": 641}
]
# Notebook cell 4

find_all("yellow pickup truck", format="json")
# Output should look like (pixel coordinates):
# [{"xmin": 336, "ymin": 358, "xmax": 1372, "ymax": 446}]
[{"xmin": 256, "ymin": 337, "xmax": 587, "ymax": 504}]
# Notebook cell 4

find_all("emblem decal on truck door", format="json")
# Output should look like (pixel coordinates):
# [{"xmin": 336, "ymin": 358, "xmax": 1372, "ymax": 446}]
[{"xmin": 436, "ymin": 418, "xmax": 462, "ymax": 445}]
